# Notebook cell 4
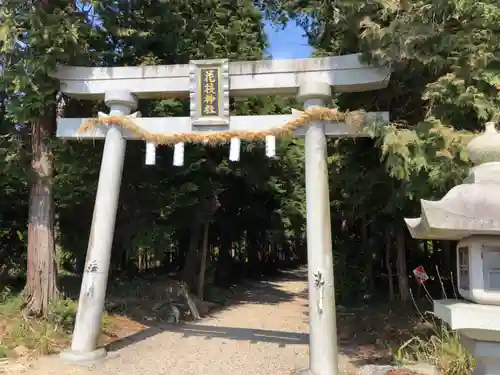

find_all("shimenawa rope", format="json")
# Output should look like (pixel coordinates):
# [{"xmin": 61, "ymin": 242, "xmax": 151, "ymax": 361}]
[{"xmin": 77, "ymin": 107, "xmax": 367, "ymax": 145}]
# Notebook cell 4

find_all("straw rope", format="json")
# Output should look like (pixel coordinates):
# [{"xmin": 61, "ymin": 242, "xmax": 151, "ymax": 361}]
[{"xmin": 77, "ymin": 107, "xmax": 367, "ymax": 145}]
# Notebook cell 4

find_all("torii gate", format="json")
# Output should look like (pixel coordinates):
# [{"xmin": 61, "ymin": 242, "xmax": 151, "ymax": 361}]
[{"xmin": 52, "ymin": 54, "xmax": 391, "ymax": 375}]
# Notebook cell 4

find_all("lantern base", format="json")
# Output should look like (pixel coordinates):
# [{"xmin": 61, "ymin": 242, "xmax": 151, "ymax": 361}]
[
  {"xmin": 435, "ymin": 300, "xmax": 500, "ymax": 375},
  {"xmin": 461, "ymin": 336, "xmax": 500, "ymax": 375},
  {"xmin": 434, "ymin": 299, "xmax": 500, "ymax": 335}
]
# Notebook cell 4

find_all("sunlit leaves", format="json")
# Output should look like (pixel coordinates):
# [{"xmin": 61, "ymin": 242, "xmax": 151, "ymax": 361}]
[{"xmin": 2, "ymin": 1, "xmax": 91, "ymax": 123}]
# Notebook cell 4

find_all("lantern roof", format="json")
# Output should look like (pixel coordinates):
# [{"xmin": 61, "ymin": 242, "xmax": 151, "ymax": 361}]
[{"xmin": 405, "ymin": 122, "xmax": 500, "ymax": 240}]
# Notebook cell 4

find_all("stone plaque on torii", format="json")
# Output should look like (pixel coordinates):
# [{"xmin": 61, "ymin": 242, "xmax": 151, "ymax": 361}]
[{"xmin": 52, "ymin": 54, "xmax": 391, "ymax": 375}]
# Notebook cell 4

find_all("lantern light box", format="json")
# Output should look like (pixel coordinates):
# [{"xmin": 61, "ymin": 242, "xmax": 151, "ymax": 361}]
[{"xmin": 457, "ymin": 236, "xmax": 500, "ymax": 305}]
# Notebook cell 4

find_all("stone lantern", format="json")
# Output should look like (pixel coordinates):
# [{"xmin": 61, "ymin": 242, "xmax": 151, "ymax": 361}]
[{"xmin": 405, "ymin": 122, "xmax": 500, "ymax": 375}]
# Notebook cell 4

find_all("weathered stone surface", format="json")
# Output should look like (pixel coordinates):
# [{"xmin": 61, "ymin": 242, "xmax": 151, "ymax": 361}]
[
  {"xmin": 51, "ymin": 54, "xmax": 391, "ymax": 99},
  {"xmin": 405, "ymin": 363, "xmax": 440, "ymax": 375},
  {"xmin": 360, "ymin": 363, "xmax": 440, "ymax": 375},
  {"xmin": 359, "ymin": 364, "xmax": 393, "ymax": 375}
]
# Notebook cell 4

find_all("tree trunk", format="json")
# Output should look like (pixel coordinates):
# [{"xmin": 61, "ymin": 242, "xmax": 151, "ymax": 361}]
[
  {"xmin": 361, "ymin": 218, "xmax": 374, "ymax": 293},
  {"xmin": 138, "ymin": 249, "xmax": 143, "ymax": 271},
  {"xmin": 396, "ymin": 230, "xmax": 410, "ymax": 302},
  {"xmin": 197, "ymin": 221, "xmax": 210, "ymax": 300},
  {"xmin": 175, "ymin": 228, "xmax": 189, "ymax": 271},
  {"xmin": 24, "ymin": 106, "xmax": 59, "ymax": 317},
  {"xmin": 214, "ymin": 228, "xmax": 233, "ymax": 288},
  {"xmin": 246, "ymin": 228, "xmax": 261, "ymax": 278},
  {"xmin": 385, "ymin": 229, "xmax": 394, "ymax": 301},
  {"xmin": 268, "ymin": 234, "xmax": 277, "ymax": 262},
  {"xmin": 181, "ymin": 224, "xmax": 201, "ymax": 290}
]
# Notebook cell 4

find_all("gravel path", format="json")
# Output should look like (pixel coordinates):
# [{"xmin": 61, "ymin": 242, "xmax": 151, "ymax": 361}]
[{"xmin": 3, "ymin": 267, "xmax": 356, "ymax": 375}]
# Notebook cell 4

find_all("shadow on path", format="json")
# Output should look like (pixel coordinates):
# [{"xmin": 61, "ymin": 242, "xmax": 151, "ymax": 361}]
[
  {"xmin": 107, "ymin": 324, "xmax": 309, "ymax": 352},
  {"xmin": 103, "ymin": 267, "xmax": 309, "ymax": 352},
  {"xmin": 100, "ymin": 266, "xmax": 399, "ymax": 368}
]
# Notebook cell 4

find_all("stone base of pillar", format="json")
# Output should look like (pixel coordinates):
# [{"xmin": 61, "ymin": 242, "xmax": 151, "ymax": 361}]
[
  {"xmin": 461, "ymin": 335, "xmax": 500, "ymax": 375},
  {"xmin": 59, "ymin": 347, "xmax": 107, "ymax": 366},
  {"xmin": 295, "ymin": 369, "xmax": 313, "ymax": 375}
]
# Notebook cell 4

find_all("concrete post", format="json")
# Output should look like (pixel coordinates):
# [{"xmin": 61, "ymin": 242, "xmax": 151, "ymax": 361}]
[
  {"xmin": 60, "ymin": 90, "xmax": 137, "ymax": 365},
  {"xmin": 297, "ymin": 81, "xmax": 339, "ymax": 375}
]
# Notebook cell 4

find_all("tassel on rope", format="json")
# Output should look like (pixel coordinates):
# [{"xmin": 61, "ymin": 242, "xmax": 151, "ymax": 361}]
[
  {"xmin": 229, "ymin": 138, "xmax": 241, "ymax": 161},
  {"xmin": 145, "ymin": 142, "xmax": 156, "ymax": 165},
  {"xmin": 265, "ymin": 135, "xmax": 276, "ymax": 158},
  {"xmin": 173, "ymin": 142, "xmax": 184, "ymax": 166},
  {"xmin": 76, "ymin": 107, "xmax": 367, "ymax": 145}
]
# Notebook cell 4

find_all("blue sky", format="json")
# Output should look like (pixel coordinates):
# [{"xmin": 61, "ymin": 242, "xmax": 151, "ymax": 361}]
[{"xmin": 264, "ymin": 20, "xmax": 313, "ymax": 59}]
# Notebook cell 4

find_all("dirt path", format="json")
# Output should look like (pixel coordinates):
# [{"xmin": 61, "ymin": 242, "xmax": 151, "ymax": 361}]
[{"xmin": 1, "ymin": 267, "xmax": 357, "ymax": 375}]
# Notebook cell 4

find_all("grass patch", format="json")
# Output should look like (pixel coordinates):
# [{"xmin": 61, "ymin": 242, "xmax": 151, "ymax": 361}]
[
  {"xmin": 394, "ymin": 323, "xmax": 474, "ymax": 375},
  {"xmin": 0, "ymin": 344, "xmax": 9, "ymax": 359},
  {"xmin": 0, "ymin": 287, "xmax": 114, "ymax": 358},
  {"xmin": 0, "ymin": 293, "xmax": 69, "ymax": 357}
]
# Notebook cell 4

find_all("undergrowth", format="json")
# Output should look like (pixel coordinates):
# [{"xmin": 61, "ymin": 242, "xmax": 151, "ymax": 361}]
[
  {"xmin": 0, "ymin": 286, "xmax": 112, "ymax": 358},
  {"xmin": 392, "ymin": 272, "xmax": 474, "ymax": 375},
  {"xmin": 394, "ymin": 324, "xmax": 473, "ymax": 375}
]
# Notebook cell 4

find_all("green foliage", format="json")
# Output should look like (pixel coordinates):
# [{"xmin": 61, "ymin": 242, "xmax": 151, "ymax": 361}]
[
  {"xmin": 0, "ymin": 344, "xmax": 8, "ymax": 358},
  {"xmin": 95, "ymin": 0, "xmax": 267, "ymax": 63},
  {"xmin": 0, "ymin": 2, "xmax": 91, "ymax": 123},
  {"xmin": 0, "ymin": 291, "xmax": 22, "ymax": 315},
  {"xmin": 263, "ymin": 0, "xmax": 500, "ymax": 176},
  {"xmin": 46, "ymin": 299, "xmax": 78, "ymax": 331},
  {"xmin": 365, "ymin": 119, "xmax": 469, "ymax": 190}
]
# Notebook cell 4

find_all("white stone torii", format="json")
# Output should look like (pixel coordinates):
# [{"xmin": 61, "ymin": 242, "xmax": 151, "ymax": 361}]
[{"xmin": 51, "ymin": 54, "xmax": 391, "ymax": 375}]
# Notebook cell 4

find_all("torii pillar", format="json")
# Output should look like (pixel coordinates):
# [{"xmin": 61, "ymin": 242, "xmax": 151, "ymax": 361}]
[
  {"xmin": 298, "ymin": 81, "xmax": 338, "ymax": 375},
  {"xmin": 60, "ymin": 91, "xmax": 138, "ymax": 364}
]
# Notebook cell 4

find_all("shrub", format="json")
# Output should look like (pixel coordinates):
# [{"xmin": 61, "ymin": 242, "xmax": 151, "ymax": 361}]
[
  {"xmin": 46, "ymin": 298, "xmax": 78, "ymax": 331},
  {"xmin": 394, "ymin": 321, "xmax": 474, "ymax": 375}
]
